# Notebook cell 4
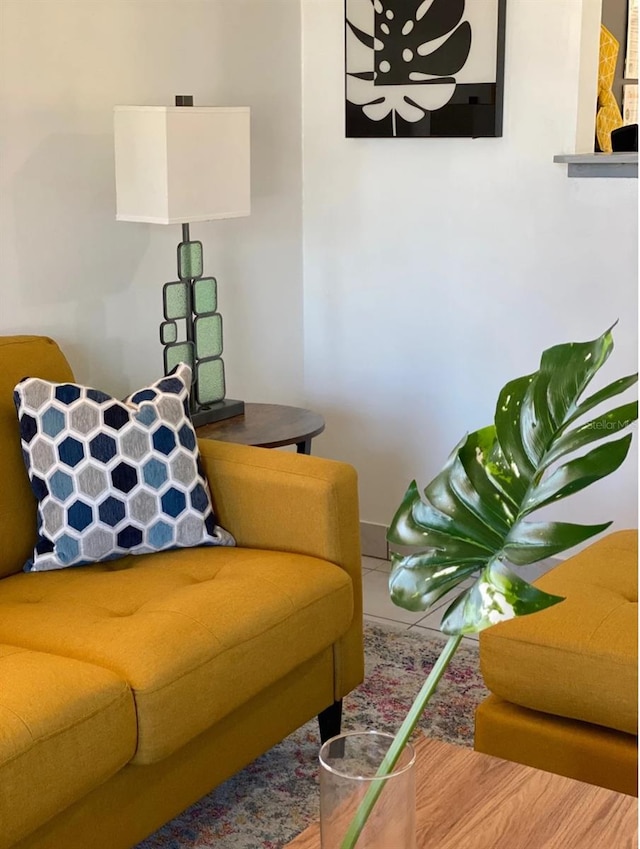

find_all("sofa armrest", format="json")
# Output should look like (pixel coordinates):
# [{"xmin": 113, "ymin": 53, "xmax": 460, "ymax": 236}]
[{"xmin": 197, "ymin": 438, "xmax": 364, "ymax": 698}]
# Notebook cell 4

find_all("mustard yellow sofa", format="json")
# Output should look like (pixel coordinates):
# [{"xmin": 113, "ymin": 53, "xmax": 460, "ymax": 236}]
[
  {"xmin": 0, "ymin": 336, "xmax": 365, "ymax": 849},
  {"xmin": 475, "ymin": 530, "xmax": 638, "ymax": 796}
]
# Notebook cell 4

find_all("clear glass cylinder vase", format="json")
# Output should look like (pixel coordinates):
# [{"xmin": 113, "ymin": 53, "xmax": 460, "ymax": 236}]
[{"xmin": 319, "ymin": 730, "xmax": 416, "ymax": 849}]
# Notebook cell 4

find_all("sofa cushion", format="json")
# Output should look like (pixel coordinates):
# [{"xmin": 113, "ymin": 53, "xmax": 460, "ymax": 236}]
[
  {"xmin": 0, "ymin": 545, "xmax": 354, "ymax": 764},
  {"xmin": 13, "ymin": 363, "xmax": 234, "ymax": 572},
  {"xmin": 0, "ymin": 644, "xmax": 136, "ymax": 849},
  {"xmin": 479, "ymin": 530, "xmax": 638, "ymax": 735},
  {"xmin": 0, "ymin": 336, "xmax": 75, "ymax": 579}
]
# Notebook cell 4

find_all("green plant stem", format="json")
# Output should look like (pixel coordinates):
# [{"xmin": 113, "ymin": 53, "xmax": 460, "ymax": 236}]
[{"xmin": 339, "ymin": 633, "xmax": 463, "ymax": 849}]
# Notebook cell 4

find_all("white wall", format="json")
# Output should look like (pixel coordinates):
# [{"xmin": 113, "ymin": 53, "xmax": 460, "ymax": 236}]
[
  {"xmin": 302, "ymin": 0, "xmax": 638, "ymax": 534},
  {"xmin": 1, "ymin": 0, "xmax": 637, "ymax": 538},
  {"xmin": 0, "ymin": 0, "xmax": 304, "ymax": 403}
]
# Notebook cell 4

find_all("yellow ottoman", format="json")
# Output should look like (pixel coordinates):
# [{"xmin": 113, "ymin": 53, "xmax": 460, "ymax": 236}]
[{"xmin": 474, "ymin": 530, "xmax": 638, "ymax": 795}]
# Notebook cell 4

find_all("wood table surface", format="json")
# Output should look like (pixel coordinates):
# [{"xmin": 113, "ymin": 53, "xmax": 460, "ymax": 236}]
[
  {"xmin": 284, "ymin": 736, "xmax": 638, "ymax": 848},
  {"xmin": 196, "ymin": 403, "xmax": 325, "ymax": 454}
]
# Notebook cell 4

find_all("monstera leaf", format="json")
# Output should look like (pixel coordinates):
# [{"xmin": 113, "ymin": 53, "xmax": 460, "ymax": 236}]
[
  {"xmin": 340, "ymin": 326, "xmax": 637, "ymax": 849},
  {"xmin": 388, "ymin": 327, "xmax": 637, "ymax": 634},
  {"xmin": 347, "ymin": 0, "xmax": 471, "ymax": 85}
]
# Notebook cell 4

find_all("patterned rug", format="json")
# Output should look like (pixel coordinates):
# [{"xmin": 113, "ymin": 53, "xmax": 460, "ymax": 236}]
[{"xmin": 136, "ymin": 623, "xmax": 489, "ymax": 849}]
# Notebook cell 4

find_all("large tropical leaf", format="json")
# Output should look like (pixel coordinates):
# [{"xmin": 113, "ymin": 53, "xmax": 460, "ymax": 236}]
[{"xmin": 388, "ymin": 327, "xmax": 637, "ymax": 635}]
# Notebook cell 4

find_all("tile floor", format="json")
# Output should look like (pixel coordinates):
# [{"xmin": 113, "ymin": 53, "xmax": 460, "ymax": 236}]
[{"xmin": 361, "ymin": 555, "xmax": 556, "ymax": 649}]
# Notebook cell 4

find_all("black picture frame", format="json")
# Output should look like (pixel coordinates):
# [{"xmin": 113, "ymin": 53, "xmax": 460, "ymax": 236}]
[{"xmin": 345, "ymin": 0, "xmax": 507, "ymax": 138}]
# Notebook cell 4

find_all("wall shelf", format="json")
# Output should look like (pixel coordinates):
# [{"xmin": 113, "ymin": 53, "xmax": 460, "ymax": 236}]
[{"xmin": 553, "ymin": 152, "xmax": 638, "ymax": 177}]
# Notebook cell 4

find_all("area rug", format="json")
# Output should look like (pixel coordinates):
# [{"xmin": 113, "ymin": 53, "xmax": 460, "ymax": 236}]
[{"xmin": 136, "ymin": 623, "xmax": 489, "ymax": 849}]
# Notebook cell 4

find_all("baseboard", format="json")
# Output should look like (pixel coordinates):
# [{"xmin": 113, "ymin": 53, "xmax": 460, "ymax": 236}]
[{"xmin": 360, "ymin": 522, "xmax": 389, "ymax": 560}]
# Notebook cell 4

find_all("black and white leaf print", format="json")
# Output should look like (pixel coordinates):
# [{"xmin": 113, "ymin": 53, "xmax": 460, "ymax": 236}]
[
  {"xmin": 374, "ymin": 0, "xmax": 471, "ymax": 86},
  {"xmin": 345, "ymin": 0, "xmax": 505, "ymax": 138}
]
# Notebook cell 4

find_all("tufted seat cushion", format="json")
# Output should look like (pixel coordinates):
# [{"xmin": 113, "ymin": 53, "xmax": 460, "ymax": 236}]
[
  {"xmin": 0, "ymin": 545, "xmax": 353, "ymax": 764},
  {"xmin": 480, "ymin": 530, "xmax": 638, "ymax": 735},
  {"xmin": 0, "ymin": 644, "xmax": 136, "ymax": 848}
]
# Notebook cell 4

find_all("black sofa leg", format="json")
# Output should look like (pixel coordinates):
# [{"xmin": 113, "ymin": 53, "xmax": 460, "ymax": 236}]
[{"xmin": 318, "ymin": 699, "xmax": 343, "ymax": 743}]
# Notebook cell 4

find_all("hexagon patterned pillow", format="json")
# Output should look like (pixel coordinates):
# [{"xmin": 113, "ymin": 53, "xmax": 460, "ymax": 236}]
[{"xmin": 13, "ymin": 363, "xmax": 234, "ymax": 572}]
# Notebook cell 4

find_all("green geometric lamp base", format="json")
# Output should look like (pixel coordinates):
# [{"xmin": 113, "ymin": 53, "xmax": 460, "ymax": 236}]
[
  {"xmin": 161, "ymin": 229, "xmax": 244, "ymax": 427},
  {"xmin": 190, "ymin": 399, "xmax": 245, "ymax": 427}
]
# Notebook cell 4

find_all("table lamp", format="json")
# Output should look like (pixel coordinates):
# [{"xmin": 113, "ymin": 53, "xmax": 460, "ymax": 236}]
[{"xmin": 113, "ymin": 96, "xmax": 250, "ymax": 425}]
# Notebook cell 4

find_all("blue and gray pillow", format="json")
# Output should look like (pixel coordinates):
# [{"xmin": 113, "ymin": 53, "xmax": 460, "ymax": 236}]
[{"xmin": 14, "ymin": 363, "xmax": 234, "ymax": 572}]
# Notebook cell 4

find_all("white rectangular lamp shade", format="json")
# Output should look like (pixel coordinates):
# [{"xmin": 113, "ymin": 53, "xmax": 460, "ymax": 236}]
[{"xmin": 114, "ymin": 106, "xmax": 250, "ymax": 224}]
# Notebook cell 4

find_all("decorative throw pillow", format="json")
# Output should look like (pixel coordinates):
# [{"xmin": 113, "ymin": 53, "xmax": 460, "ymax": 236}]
[{"xmin": 14, "ymin": 363, "xmax": 234, "ymax": 572}]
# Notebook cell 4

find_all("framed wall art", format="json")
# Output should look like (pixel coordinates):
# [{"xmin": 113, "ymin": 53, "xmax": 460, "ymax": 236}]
[{"xmin": 345, "ymin": 0, "xmax": 507, "ymax": 138}]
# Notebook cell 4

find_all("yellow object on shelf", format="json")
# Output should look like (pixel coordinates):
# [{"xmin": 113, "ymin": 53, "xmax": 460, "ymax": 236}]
[{"xmin": 596, "ymin": 25, "xmax": 624, "ymax": 153}]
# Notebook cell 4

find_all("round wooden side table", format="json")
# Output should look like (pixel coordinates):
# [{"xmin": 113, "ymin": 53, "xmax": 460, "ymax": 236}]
[{"xmin": 196, "ymin": 403, "xmax": 325, "ymax": 455}]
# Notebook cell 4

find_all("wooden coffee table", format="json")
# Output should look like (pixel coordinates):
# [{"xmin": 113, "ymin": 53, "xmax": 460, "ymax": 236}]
[
  {"xmin": 285, "ymin": 736, "xmax": 637, "ymax": 848},
  {"xmin": 196, "ymin": 403, "xmax": 325, "ymax": 455}
]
